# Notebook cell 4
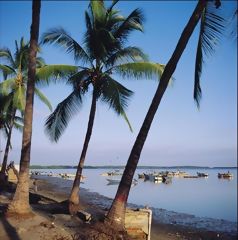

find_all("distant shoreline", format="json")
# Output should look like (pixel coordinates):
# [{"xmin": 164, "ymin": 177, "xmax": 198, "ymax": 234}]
[{"xmin": 30, "ymin": 165, "xmax": 238, "ymax": 169}]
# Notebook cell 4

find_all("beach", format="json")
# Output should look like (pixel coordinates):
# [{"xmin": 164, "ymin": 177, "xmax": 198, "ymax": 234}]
[{"xmin": 0, "ymin": 176, "xmax": 237, "ymax": 240}]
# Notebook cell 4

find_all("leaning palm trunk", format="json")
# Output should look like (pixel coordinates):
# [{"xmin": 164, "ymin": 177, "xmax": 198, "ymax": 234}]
[
  {"xmin": 7, "ymin": 0, "xmax": 41, "ymax": 215},
  {"xmin": 106, "ymin": 0, "xmax": 207, "ymax": 229},
  {"xmin": 69, "ymin": 91, "xmax": 97, "ymax": 215},
  {"xmin": 0, "ymin": 109, "xmax": 16, "ymax": 185}
]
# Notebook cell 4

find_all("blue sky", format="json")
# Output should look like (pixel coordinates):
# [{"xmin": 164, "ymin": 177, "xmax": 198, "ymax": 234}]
[{"xmin": 0, "ymin": 1, "xmax": 237, "ymax": 167}]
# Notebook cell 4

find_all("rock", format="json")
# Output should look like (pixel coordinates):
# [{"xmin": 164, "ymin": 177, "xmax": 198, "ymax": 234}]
[{"xmin": 40, "ymin": 221, "xmax": 55, "ymax": 229}]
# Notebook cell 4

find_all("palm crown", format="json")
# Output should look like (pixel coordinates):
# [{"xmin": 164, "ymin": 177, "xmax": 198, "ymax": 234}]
[
  {"xmin": 42, "ymin": 0, "xmax": 165, "ymax": 142},
  {"xmin": 0, "ymin": 37, "xmax": 78, "ymax": 113}
]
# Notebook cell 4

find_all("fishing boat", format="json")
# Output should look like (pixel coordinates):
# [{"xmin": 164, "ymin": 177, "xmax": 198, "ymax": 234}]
[
  {"xmin": 106, "ymin": 178, "xmax": 138, "ymax": 186},
  {"xmin": 184, "ymin": 175, "xmax": 199, "ymax": 178},
  {"xmin": 59, "ymin": 173, "xmax": 85, "ymax": 181},
  {"xmin": 218, "ymin": 172, "xmax": 233, "ymax": 179},
  {"xmin": 101, "ymin": 170, "xmax": 122, "ymax": 176},
  {"xmin": 162, "ymin": 175, "xmax": 172, "ymax": 184},
  {"xmin": 106, "ymin": 178, "xmax": 120, "ymax": 184},
  {"xmin": 197, "ymin": 172, "xmax": 209, "ymax": 177},
  {"xmin": 138, "ymin": 173, "xmax": 145, "ymax": 179},
  {"xmin": 144, "ymin": 173, "xmax": 163, "ymax": 183},
  {"xmin": 172, "ymin": 170, "xmax": 189, "ymax": 177}
]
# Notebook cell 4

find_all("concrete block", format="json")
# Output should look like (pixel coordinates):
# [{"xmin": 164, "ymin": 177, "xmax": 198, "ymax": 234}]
[
  {"xmin": 125, "ymin": 208, "xmax": 152, "ymax": 240},
  {"xmin": 77, "ymin": 210, "xmax": 92, "ymax": 222}
]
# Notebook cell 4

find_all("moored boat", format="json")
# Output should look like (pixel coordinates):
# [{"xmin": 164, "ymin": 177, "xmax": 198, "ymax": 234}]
[
  {"xmin": 101, "ymin": 170, "xmax": 122, "ymax": 176},
  {"xmin": 138, "ymin": 173, "xmax": 145, "ymax": 179},
  {"xmin": 173, "ymin": 170, "xmax": 189, "ymax": 177},
  {"xmin": 144, "ymin": 173, "xmax": 163, "ymax": 183},
  {"xmin": 197, "ymin": 172, "xmax": 209, "ymax": 177},
  {"xmin": 106, "ymin": 178, "xmax": 138, "ymax": 186},
  {"xmin": 218, "ymin": 172, "xmax": 233, "ymax": 179},
  {"xmin": 106, "ymin": 178, "xmax": 120, "ymax": 184}
]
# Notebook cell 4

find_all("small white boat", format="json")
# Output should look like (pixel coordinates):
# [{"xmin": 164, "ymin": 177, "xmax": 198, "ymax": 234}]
[
  {"xmin": 106, "ymin": 178, "xmax": 121, "ymax": 184},
  {"xmin": 106, "ymin": 178, "xmax": 138, "ymax": 186}
]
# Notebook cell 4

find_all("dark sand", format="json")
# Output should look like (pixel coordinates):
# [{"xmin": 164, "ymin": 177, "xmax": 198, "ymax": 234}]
[{"xmin": 0, "ymin": 176, "xmax": 237, "ymax": 240}]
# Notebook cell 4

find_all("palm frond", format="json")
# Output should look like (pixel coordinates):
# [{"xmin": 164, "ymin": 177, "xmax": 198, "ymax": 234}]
[
  {"xmin": 229, "ymin": 9, "xmax": 237, "ymax": 41},
  {"xmin": 45, "ymin": 90, "xmax": 83, "ymax": 142},
  {"xmin": 99, "ymin": 75, "xmax": 133, "ymax": 131},
  {"xmin": 14, "ymin": 115, "xmax": 24, "ymax": 124},
  {"xmin": 105, "ymin": 47, "xmax": 148, "ymax": 67},
  {"xmin": 84, "ymin": 13, "xmax": 118, "ymax": 60},
  {"xmin": 15, "ymin": 40, "xmax": 29, "ymax": 71},
  {"xmin": 67, "ymin": 69, "xmax": 91, "ymax": 93},
  {"xmin": 194, "ymin": 2, "xmax": 225, "ymax": 107},
  {"xmin": 107, "ymin": 0, "xmax": 120, "ymax": 13},
  {"xmin": 36, "ymin": 64, "xmax": 78, "ymax": 85},
  {"xmin": 13, "ymin": 122, "xmax": 23, "ymax": 132},
  {"xmin": 12, "ymin": 85, "xmax": 26, "ymax": 111},
  {"xmin": 36, "ymin": 56, "xmax": 46, "ymax": 67},
  {"xmin": 90, "ymin": 0, "xmax": 106, "ymax": 27},
  {"xmin": 113, "ymin": 8, "xmax": 144, "ymax": 42},
  {"xmin": 41, "ymin": 28, "xmax": 91, "ymax": 64},
  {"xmin": 0, "ymin": 64, "xmax": 16, "ymax": 80},
  {"xmin": 113, "ymin": 62, "xmax": 164, "ymax": 80},
  {"xmin": 0, "ymin": 78, "xmax": 16, "ymax": 95},
  {"xmin": 0, "ymin": 48, "xmax": 16, "ymax": 68},
  {"xmin": 34, "ymin": 88, "xmax": 52, "ymax": 111}
]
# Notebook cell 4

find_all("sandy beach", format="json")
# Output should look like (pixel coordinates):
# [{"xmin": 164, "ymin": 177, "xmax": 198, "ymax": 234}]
[{"xmin": 0, "ymin": 176, "xmax": 237, "ymax": 240}]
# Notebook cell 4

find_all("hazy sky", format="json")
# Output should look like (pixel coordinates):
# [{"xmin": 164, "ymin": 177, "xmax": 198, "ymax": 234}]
[{"xmin": 0, "ymin": 1, "xmax": 237, "ymax": 167}]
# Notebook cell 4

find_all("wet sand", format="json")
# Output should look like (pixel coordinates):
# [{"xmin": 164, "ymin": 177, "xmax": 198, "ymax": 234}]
[{"xmin": 0, "ymin": 176, "xmax": 237, "ymax": 240}]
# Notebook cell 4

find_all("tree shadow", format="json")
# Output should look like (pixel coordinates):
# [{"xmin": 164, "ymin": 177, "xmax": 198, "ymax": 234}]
[
  {"xmin": 29, "ymin": 192, "xmax": 69, "ymax": 215},
  {"xmin": 0, "ymin": 216, "xmax": 21, "ymax": 240}
]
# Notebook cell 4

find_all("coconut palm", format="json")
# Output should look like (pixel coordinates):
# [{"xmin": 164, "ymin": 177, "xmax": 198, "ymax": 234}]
[
  {"xmin": 7, "ymin": 0, "xmax": 41, "ymax": 215},
  {"xmin": 106, "ymin": 0, "xmax": 226, "ymax": 229},
  {"xmin": 6, "ymin": 0, "xmax": 78, "ymax": 215},
  {"xmin": 42, "ymin": 0, "xmax": 164, "ymax": 215},
  {"xmin": 0, "ymin": 37, "xmax": 77, "ymax": 185}
]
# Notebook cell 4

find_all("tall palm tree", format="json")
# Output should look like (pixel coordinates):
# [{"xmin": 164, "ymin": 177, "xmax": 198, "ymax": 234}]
[
  {"xmin": 7, "ymin": 0, "xmax": 41, "ymax": 215},
  {"xmin": 106, "ymin": 0, "xmax": 226, "ymax": 229},
  {"xmin": 42, "ymin": 0, "xmax": 164, "ymax": 215},
  {"xmin": 6, "ymin": 0, "xmax": 76, "ymax": 215}
]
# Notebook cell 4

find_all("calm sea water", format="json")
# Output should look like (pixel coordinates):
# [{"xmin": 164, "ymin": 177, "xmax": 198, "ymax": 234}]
[{"xmin": 32, "ymin": 168, "xmax": 237, "ymax": 222}]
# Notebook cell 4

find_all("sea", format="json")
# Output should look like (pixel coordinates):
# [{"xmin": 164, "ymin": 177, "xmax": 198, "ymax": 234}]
[{"xmin": 31, "ymin": 167, "xmax": 237, "ymax": 223}]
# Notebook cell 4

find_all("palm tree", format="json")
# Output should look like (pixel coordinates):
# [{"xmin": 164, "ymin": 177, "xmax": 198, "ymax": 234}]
[
  {"xmin": 0, "ymin": 95, "xmax": 23, "ymax": 186},
  {"xmin": 0, "ymin": 38, "xmax": 76, "ymax": 185},
  {"xmin": 106, "ymin": 0, "xmax": 226, "ymax": 229},
  {"xmin": 7, "ymin": 0, "xmax": 41, "ymax": 215},
  {"xmin": 0, "ymin": 37, "xmax": 78, "ymax": 186},
  {"xmin": 42, "ymin": 1, "xmax": 164, "ymax": 215},
  {"xmin": 6, "ymin": 0, "xmax": 77, "ymax": 215}
]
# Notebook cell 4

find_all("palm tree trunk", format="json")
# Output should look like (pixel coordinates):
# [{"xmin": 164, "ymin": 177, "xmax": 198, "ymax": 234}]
[
  {"xmin": 0, "ymin": 109, "xmax": 16, "ymax": 184},
  {"xmin": 7, "ymin": 0, "xmax": 41, "ymax": 215},
  {"xmin": 69, "ymin": 90, "xmax": 97, "ymax": 215},
  {"xmin": 106, "ymin": 0, "xmax": 207, "ymax": 229}
]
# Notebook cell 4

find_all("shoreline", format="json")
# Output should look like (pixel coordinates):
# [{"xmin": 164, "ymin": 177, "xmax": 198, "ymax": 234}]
[
  {"xmin": 34, "ymin": 176, "xmax": 237, "ymax": 238},
  {"xmin": 1, "ymin": 175, "xmax": 237, "ymax": 239}
]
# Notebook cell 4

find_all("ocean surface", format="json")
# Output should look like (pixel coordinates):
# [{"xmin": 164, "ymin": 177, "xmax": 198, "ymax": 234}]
[{"xmin": 32, "ymin": 167, "xmax": 237, "ymax": 222}]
